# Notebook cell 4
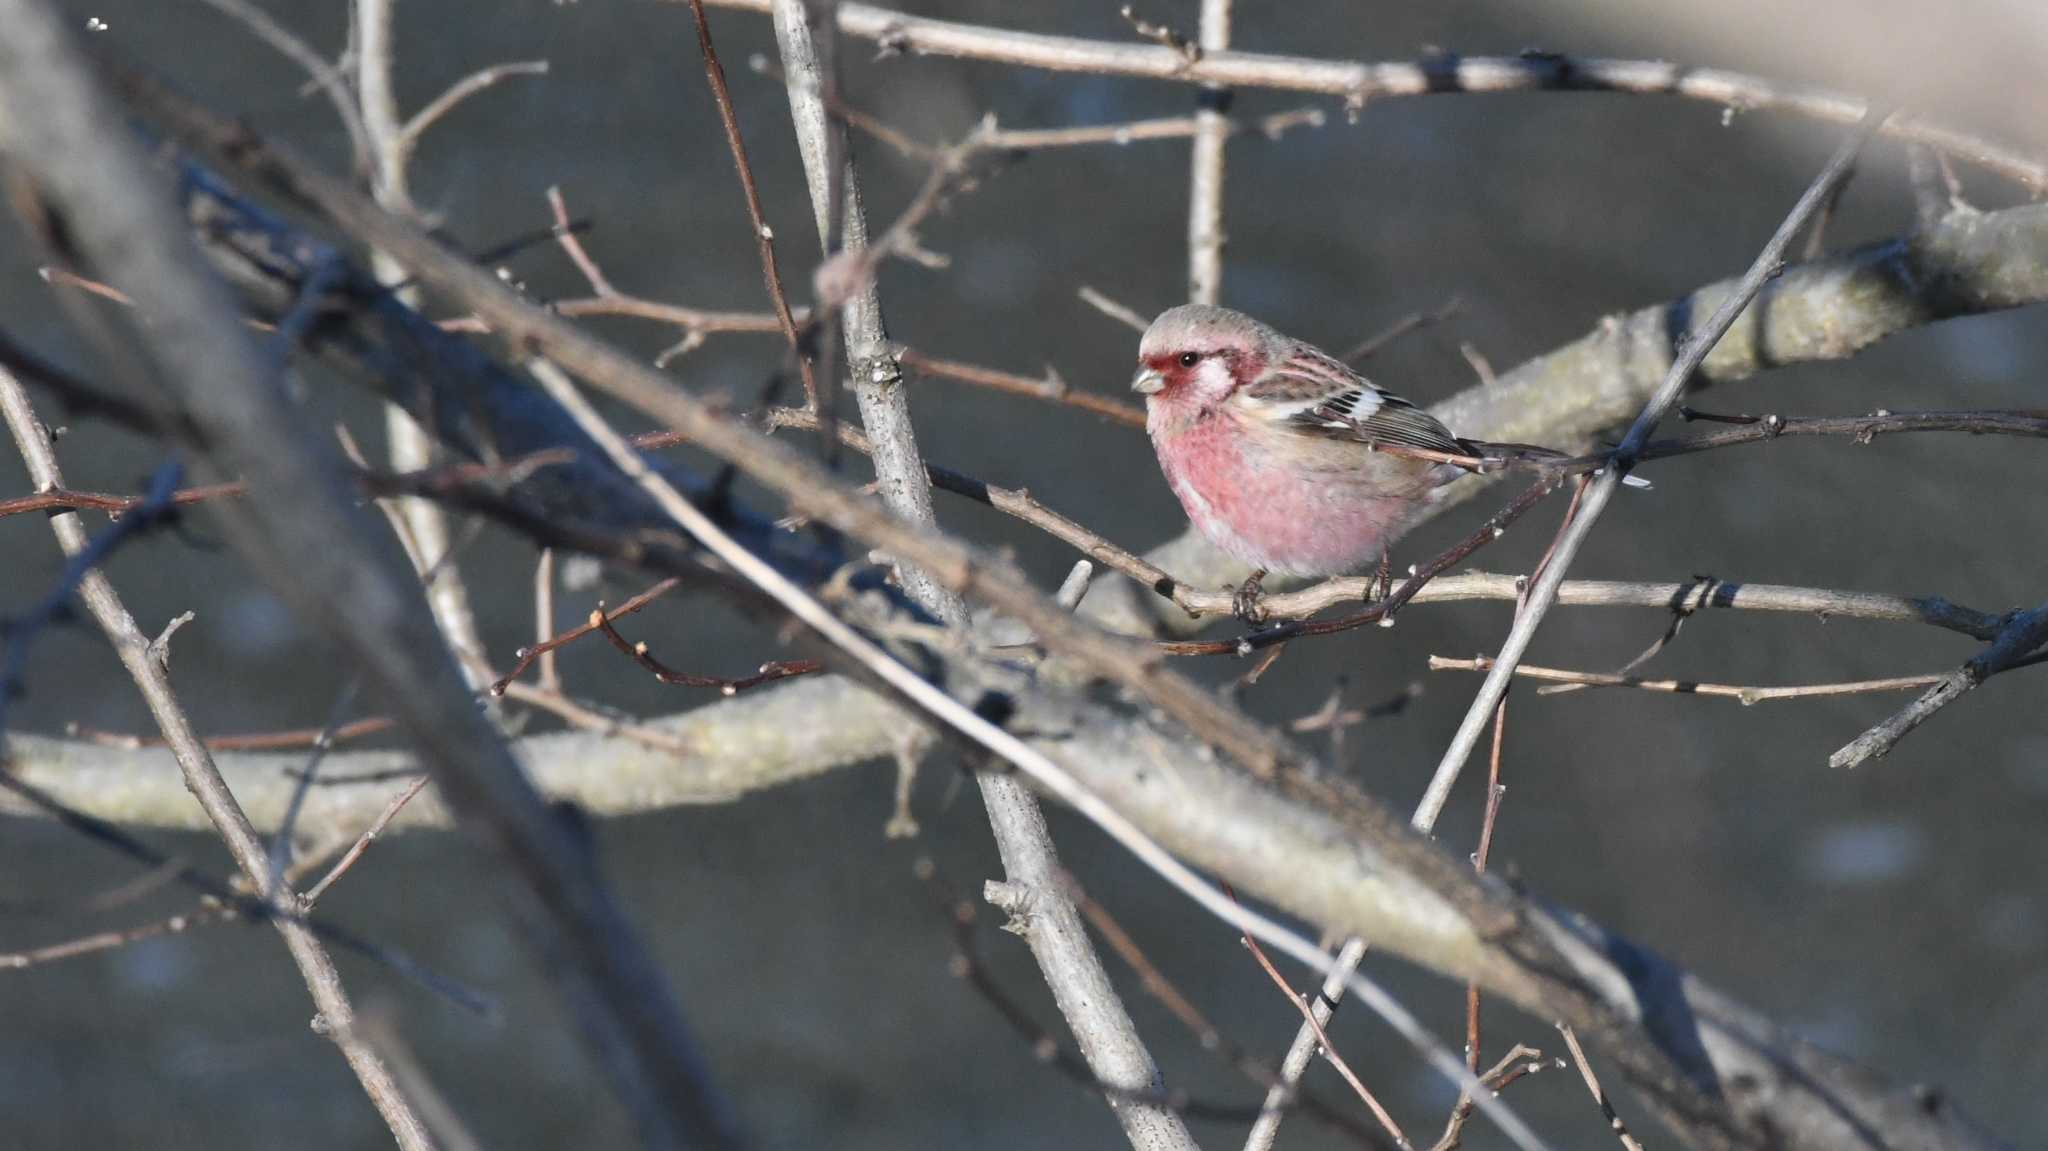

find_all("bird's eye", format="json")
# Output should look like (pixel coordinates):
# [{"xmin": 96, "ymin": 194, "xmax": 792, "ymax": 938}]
[{"xmin": 1177, "ymin": 351, "xmax": 1201, "ymax": 368}]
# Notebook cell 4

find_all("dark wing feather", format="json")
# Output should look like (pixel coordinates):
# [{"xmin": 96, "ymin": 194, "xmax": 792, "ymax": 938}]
[{"xmin": 1241, "ymin": 345, "xmax": 1468, "ymax": 455}]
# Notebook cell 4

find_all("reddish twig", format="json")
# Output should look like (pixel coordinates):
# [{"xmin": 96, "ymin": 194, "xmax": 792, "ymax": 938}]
[
  {"xmin": 588, "ymin": 608, "xmax": 823, "ymax": 694},
  {"xmin": 69, "ymin": 715, "xmax": 397, "ymax": 752},
  {"xmin": 681, "ymin": 0, "xmax": 821, "ymax": 407},
  {"xmin": 897, "ymin": 348, "xmax": 1146, "ymax": 428},
  {"xmin": 300, "ymin": 774, "xmax": 433, "ymax": 906},
  {"xmin": 1559, "ymin": 1024, "xmax": 1646, "ymax": 1151},
  {"xmin": 1429, "ymin": 1045, "xmax": 1564, "ymax": 1151},
  {"xmin": 491, "ymin": 576, "xmax": 683, "ymax": 695},
  {"xmin": 1234, "ymin": 901, "xmax": 1415, "ymax": 1151}
]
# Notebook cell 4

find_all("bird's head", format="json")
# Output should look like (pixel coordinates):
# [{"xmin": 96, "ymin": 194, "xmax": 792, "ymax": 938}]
[{"xmin": 1132, "ymin": 304, "xmax": 1275, "ymax": 412}]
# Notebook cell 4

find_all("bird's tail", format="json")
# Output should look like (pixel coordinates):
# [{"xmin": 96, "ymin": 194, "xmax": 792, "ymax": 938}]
[{"xmin": 1456, "ymin": 439, "xmax": 1654, "ymax": 489}]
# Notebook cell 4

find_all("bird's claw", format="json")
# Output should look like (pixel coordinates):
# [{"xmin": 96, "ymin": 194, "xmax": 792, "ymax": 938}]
[{"xmin": 1233, "ymin": 570, "xmax": 1269, "ymax": 625}]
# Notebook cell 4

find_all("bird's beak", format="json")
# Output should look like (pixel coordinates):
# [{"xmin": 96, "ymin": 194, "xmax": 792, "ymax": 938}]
[{"xmin": 1130, "ymin": 367, "xmax": 1166, "ymax": 395}]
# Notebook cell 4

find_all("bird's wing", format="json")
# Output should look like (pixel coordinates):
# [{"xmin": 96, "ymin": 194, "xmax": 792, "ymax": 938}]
[{"xmin": 1236, "ymin": 344, "xmax": 1468, "ymax": 456}]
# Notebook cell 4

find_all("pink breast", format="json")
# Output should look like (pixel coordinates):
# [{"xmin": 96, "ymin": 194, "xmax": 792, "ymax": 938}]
[{"xmin": 1153, "ymin": 412, "xmax": 1420, "ymax": 577}]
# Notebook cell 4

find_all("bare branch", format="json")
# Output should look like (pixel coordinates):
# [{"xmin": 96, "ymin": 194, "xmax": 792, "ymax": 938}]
[
  {"xmin": 681, "ymin": 0, "xmax": 820, "ymax": 407},
  {"xmin": 0, "ymin": 368, "xmax": 433, "ymax": 1150},
  {"xmin": 1830, "ymin": 601, "xmax": 2048, "ymax": 767},
  {"xmin": 767, "ymin": 5, "xmax": 1194, "ymax": 1142},
  {"xmin": 1237, "ymin": 922, "xmax": 1413, "ymax": 1151},
  {"xmin": 898, "ymin": 346, "xmax": 1144, "ymax": 427},
  {"xmin": 1559, "ymin": 1025, "xmax": 1647, "ymax": 1151},
  {"xmin": 1429, "ymin": 656, "xmax": 1958, "ymax": 703},
  {"xmin": 1185, "ymin": 0, "xmax": 1231, "ymax": 304},
  {"xmin": 1078, "ymin": 285, "xmax": 1154, "ymax": 334},
  {"xmin": 356, "ymin": 0, "xmax": 497, "ymax": 696},
  {"xmin": 399, "ymin": 60, "xmax": 550, "ymax": 155},
  {"xmin": 701, "ymin": 0, "xmax": 2047, "ymax": 188},
  {"xmin": 193, "ymin": 0, "xmax": 371, "ymax": 177},
  {"xmin": 1178, "ymin": 572, "xmax": 2011, "ymax": 636}
]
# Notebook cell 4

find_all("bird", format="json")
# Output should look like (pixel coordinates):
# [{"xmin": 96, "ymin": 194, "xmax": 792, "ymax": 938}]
[{"xmin": 1131, "ymin": 303, "xmax": 1559, "ymax": 621}]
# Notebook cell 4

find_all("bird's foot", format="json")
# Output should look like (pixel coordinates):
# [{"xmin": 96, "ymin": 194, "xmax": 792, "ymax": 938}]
[
  {"xmin": 1374, "ymin": 550, "xmax": 1394, "ymax": 602},
  {"xmin": 1233, "ymin": 570, "xmax": 1270, "ymax": 625}
]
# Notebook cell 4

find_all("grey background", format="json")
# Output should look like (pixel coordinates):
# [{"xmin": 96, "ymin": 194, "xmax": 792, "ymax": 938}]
[{"xmin": 2, "ymin": 1, "xmax": 2045, "ymax": 1148}]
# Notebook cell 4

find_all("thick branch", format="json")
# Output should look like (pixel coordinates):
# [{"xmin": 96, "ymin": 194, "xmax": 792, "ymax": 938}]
[
  {"xmin": 2, "ymin": 675, "xmax": 2009, "ymax": 1151},
  {"xmin": 767, "ymin": 5, "xmax": 1193, "ymax": 1149}
]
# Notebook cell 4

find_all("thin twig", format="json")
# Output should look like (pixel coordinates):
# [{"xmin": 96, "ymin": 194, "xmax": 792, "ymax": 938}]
[
  {"xmin": 492, "ymin": 577, "xmax": 682, "ymax": 693},
  {"xmin": 682, "ymin": 0, "xmax": 821, "ymax": 408},
  {"xmin": 1342, "ymin": 296, "xmax": 1463, "ymax": 363},
  {"xmin": 193, "ymin": 0, "xmax": 371, "ymax": 177},
  {"xmin": 533, "ymin": 549, "xmax": 562, "ymax": 693},
  {"xmin": 301, "ymin": 774, "xmax": 433, "ymax": 907},
  {"xmin": 1435, "ymin": 696, "xmax": 1511, "ymax": 1150},
  {"xmin": 1431, "ymin": 1046, "xmax": 1564, "ymax": 1151},
  {"xmin": 1429, "ymin": 656, "xmax": 1959, "ymax": 703},
  {"xmin": 749, "ymin": 50, "xmax": 1324, "ymax": 156},
  {"xmin": 1078, "ymin": 285, "xmax": 1154, "ymax": 333},
  {"xmin": 588, "ymin": 608, "xmax": 824, "ymax": 694},
  {"xmin": 1559, "ymin": 1024, "xmax": 1646, "ymax": 1151},
  {"xmin": 897, "ymin": 347, "xmax": 1144, "ymax": 427},
  {"xmin": 545, "ymin": 186, "xmax": 620, "ymax": 296},
  {"xmin": 1830, "ymin": 601, "xmax": 2048, "ymax": 768},
  {"xmin": 399, "ymin": 60, "xmax": 550, "ymax": 155},
  {"xmin": 989, "ymin": 106, "xmax": 1324, "ymax": 150},
  {"xmin": 1172, "ymin": 571, "xmax": 2009, "ymax": 637},
  {"xmin": 67, "ymin": 716, "xmax": 397, "ymax": 752},
  {"xmin": 1, "ymin": 897, "xmax": 240, "ymax": 970},
  {"xmin": 1237, "ymin": 909, "xmax": 1415, "ymax": 1151}
]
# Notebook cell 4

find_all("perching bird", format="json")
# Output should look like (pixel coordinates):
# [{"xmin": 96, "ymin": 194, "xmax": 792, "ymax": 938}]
[{"xmin": 1131, "ymin": 303, "xmax": 1566, "ymax": 619}]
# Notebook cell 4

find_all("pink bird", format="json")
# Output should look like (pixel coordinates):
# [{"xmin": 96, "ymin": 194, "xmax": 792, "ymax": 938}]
[{"xmin": 1133, "ymin": 304, "xmax": 1534, "ymax": 620}]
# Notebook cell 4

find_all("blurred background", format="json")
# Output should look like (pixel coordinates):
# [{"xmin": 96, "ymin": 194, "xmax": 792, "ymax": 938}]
[{"xmin": 3, "ymin": 1, "xmax": 2046, "ymax": 1147}]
